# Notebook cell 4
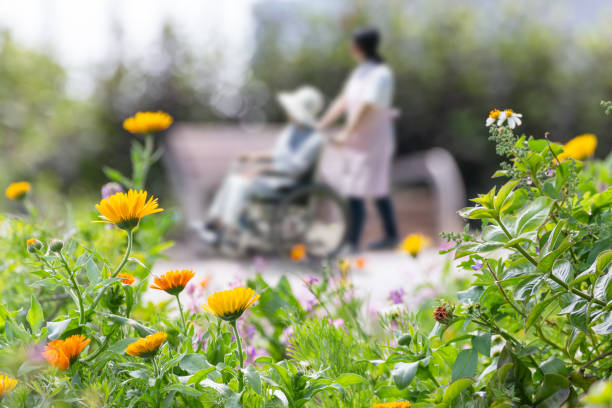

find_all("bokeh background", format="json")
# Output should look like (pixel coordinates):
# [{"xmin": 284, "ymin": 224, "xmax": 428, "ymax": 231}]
[{"xmin": 2, "ymin": 0, "xmax": 612, "ymax": 214}]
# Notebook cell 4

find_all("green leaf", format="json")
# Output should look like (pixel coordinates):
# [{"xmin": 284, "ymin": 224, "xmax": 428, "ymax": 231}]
[
  {"xmin": 596, "ymin": 250, "xmax": 612, "ymax": 274},
  {"xmin": 594, "ymin": 274, "xmax": 612, "ymax": 301},
  {"xmin": 180, "ymin": 353, "xmax": 210, "ymax": 374},
  {"xmin": 164, "ymin": 384, "xmax": 203, "ymax": 398},
  {"xmin": 451, "ymin": 349, "xmax": 478, "ymax": 382},
  {"xmin": 443, "ymin": 378, "xmax": 474, "ymax": 403},
  {"xmin": 391, "ymin": 361, "xmax": 419, "ymax": 390},
  {"xmin": 244, "ymin": 365, "xmax": 262, "ymax": 394},
  {"xmin": 46, "ymin": 318, "xmax": 71, "ymax": 340},
  {"xmin": 527, "ymin": 294, "xmax": 561, "ymax": 330},
  {"xmin": 514, "ymin": 197, "xmax": 552, "ymax": 236},
  {"xmin": 494, "ymin": 180, "xmax": 520, "ymax": 212},
  {"xmin": 534, "ymin": 373, "xmax": 569, "ymax": 406},
  {"xmin": 472, "ymin": 333, "xmax": 491, "ymax": 357},
  {"xmin": 540, "ymin": 357, "xmax": 567, "ymax": 376},
  {"xmin": 592, "ymin": 312, "xmax": 612, "ymax": 335},
  {"xmin": 27, "ymin": 295, "xmax": 44, "ymax": 332},
  {"xmin": 109, "ymin": 337, "xmax": 137, "ymax": 354},
  {"xmin": 86, "ymin": 259, "xmax": 101, "ymax": 284},
  {"xmin": 538, "ymin": 238, "xmax": 572, "ymax": 274},
  {"xmin": 334, "ymin": 373, "xmax": 365, "ymax": 387}
]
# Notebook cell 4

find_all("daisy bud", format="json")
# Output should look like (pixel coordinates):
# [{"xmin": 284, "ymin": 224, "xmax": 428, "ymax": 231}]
[
  {"xmin": 26, "ymin": 238, "xmax": 43, "ymax": 253},
  {"xmin": 49, "ymin": 239, "xmax": 64, "ymax": 253}
]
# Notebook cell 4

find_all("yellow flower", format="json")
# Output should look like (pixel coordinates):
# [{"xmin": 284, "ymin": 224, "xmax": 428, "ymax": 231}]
[
  {"xmin": 290, "ymin": 244, "xmax": 306, "ymax": 261},
  {"xmin": 95, "ymin": 189, "xmax": 163, "ymax": 230},
  {"xmin": 5, "ymin": 181, "xmax": 31, "ymax": 200},
  {"xmin": 0, "ymin": 375, "xmax": 17, "ymax": 397},
  {"xmin": 125, "ymin": 332, "xmax": 167, "ymax": 358},
  {"xmin": 399, "ymin": 234, "xmax": 431, "ymax": 257},
  {"xmin": 123, "ymin": 111, "xmax": 173, "ymax": 134},
  {"xmin": 202, "ymin": 287, "xmax": 260, "ymax": 322},
  {"xmin": 557, "ymin": 133, "xmax": 597, "ymax": 161},
  {"xmin": 372, "ymin": 402, "xmax": 411, "ymax": 408},
  {"xmin": 43, "ymin": 335, "xmax": 90, "ymax": 370},
  {"xmin": 150, "ymin": 269, "xmax": 195, "ymax": 296}
]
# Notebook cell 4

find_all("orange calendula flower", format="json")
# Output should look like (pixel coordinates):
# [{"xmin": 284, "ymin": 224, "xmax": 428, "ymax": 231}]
[
  {"xmin": 43, "ymin": 335, "xmax": 90, "ymax": 370},
  {"xmin": 290, "ymin": 244, "xmax": 306, "ymax": 261},
  {"xmin": 123, "ymin": 111, "xmax": 173, "ymax": 134},
  {"xmin": 125, "ymin": 332, "xmax": 167, "ymax": 358},
  {"xmin": 112, "ymin": 272, "xmax": 135, "ymax": 285},
  {"xmin": 0, "ymin": 375, "xmax": 18, "ymax": 397},
  {"xmin": 202, "ymin": 287, "xmax": 260, "ymax": 322},
  {"xmin": 399, "ymin": 234, "xmax": 431, "ymax": 257},
  {"xmin": 5, "ymin": 181, "xmax": 31, "ymax": 200},
  {"xmin": 95, "ymin": 189, "xmax": 163, "ymax": 230},
  {"xmin": 373, "ymin": 402, "xmax": 411, "ymax": 408},
  {"xmin": 150, "ymin": 269, "xmax": 195, "ymax": 296},
  {"xmin": 557, "ymin": 133, "xmax": 597, "ymax": 161}
]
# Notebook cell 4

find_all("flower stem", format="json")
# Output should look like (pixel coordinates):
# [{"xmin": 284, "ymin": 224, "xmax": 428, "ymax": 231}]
[
  {"xmin": 175, "ymin": 295, "xmax": 187, "ymax": 336},
  {"xmin": 230, "ymin": 320, "xmax": 245, "ymax": 391},
  {"xmin": 89, "ymin": 229, "xmax": 134, "ymax": 315},
  {"xmin": 59, "ymin": 253, "xmax": 85, "ymax": 325}
]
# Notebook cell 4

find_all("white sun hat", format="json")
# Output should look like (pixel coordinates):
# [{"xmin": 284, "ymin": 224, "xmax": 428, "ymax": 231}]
[{"xmin": 277, "ymin": 86, "xmax": 324, "ymax": 127}]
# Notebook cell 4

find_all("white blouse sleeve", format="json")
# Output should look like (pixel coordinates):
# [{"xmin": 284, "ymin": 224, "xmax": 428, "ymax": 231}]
[{"xmin": 361, "ymin": 67, "xmax": 393, "ymax": 108}]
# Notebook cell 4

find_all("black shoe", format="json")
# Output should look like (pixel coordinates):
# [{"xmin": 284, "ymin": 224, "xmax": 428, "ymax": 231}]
[{"xmin": 367, "ymin": 237, "xmax": 399, "ymax": 251}]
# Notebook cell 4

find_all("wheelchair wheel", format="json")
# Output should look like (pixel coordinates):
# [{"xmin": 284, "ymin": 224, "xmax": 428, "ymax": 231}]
[{"xmin": 272, "ymin": 184, "xmax": 349, "ymax": 259}]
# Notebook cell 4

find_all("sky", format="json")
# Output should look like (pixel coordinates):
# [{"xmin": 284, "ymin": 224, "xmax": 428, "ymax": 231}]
[{"xmin": 0, "ymin": 0, "xmax": 258, "ymax": 96}]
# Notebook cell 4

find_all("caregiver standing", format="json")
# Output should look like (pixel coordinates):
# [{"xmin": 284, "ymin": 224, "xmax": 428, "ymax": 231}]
[{"xmin": 318, "ymin": 27, "xmax": 399, "ymax": 252}]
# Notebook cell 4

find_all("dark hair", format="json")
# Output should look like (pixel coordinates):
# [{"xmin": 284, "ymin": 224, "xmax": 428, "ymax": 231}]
[{"xmin": 352, "ymin": 27, "xmax": 383, "ymax": 63}]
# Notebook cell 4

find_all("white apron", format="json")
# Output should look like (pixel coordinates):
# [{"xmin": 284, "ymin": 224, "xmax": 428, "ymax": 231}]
[{"xmin": 333, "ymin": 62, "xmax": 395, "ymax": 198}]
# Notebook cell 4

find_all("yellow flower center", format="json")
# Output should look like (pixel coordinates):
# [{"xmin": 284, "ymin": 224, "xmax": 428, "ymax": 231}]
[
  {"xmin": 504, "ymin": 109, "xmax": 514, "ymax": 117},
  {"xmin": 488, "ymin": 109, "xmax": 501, "ymax": 119}
]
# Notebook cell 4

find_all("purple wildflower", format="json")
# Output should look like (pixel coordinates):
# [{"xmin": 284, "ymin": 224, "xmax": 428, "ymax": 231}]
[
  {"xmin": 472, "ymin": 259, "xmax": 484, "ymax": 271},
  {"xmin": 101, "ymin": 182, "xmax": 124, "ymax": 199},
  {"xmin": 388, "ymin": 288, "xmax": 405, "ymax": 305},
  {"xmin": 546, "ymin": 169, "xmax": 555, "ymax": 177}
]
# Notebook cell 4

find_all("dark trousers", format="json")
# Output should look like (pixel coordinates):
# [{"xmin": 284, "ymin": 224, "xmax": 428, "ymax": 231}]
[{"xmin": 347, "ymin": 196, "xmax": 398, "ymax": 248}]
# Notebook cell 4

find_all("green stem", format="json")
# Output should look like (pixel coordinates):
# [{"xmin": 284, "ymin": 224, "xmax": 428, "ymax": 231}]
[
  {"xmin": 230, "ymin": 320, "xmax": 245, "ymax": 391},
  {"xmin": 176, "ymin": 295, "xmax": 187, "ymax": 336},
  {"xmin": 59, "ymin": 253, "xmax": 85, "ymax": 325},
  {"xmin": 83, "ymin": 326, "xmax": 118, "ymax": 362},
  {"xmin": 89, "ymin": 229, "xmax": 134, "ymax": 314},
  {"xmin": 485, "ymin": 261, "xmax": 526, "ymax": 318}
]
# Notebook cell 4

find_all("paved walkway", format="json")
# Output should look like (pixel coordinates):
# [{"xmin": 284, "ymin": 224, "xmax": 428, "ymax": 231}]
[{"xmin": 144, "ymin": 238, "xmax": 466, "ymax": 316}]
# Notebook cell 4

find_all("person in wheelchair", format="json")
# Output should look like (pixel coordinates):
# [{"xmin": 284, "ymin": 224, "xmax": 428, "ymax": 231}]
[{"xmin": 200, "ymin": 85, "xmax": 325, "ymax": 245}]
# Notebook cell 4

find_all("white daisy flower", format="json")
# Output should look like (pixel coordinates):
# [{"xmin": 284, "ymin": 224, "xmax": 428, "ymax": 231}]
[
  {"xmin": 499, "ymin": 109, "xmax": 522, "ymax": 129},
  {"xmin": 485, "ymin": 109, "xmax": 501, "ymax": 127}
]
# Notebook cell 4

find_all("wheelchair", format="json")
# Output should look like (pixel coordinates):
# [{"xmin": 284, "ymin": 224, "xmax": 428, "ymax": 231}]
[{"xmin": 218, "ymin": 161, "xmax": 350, "ymax": 260}]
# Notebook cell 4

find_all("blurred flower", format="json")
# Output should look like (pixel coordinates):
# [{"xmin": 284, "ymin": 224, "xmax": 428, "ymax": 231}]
[
  {"xmin": 399, "ymin": 234, "xmax": 431, "ymax": 257},
  {"xmin": 499, "ymin": 109, "xmax": 522, "ymax": 129},
  {"xmin": 305, "ymin": 276, "xmax": 319, "ymax": 286},
  {"xmin": 290, "ymin": 244, "xmax": 306, "ymax": 261},
  {"xmin": 339, "ymin": 259, "xmax": 350, "ymax": 274},
  {"xmin": 253, "ymin": 255, "xmax": 266, "ymax": 271},
  {"xmin": 101, "ymin": 182, "xmax": 124, "ymax": 199},
  {"xmin": 26, "ymin": 238, "xmax": 42, "ymax": 253},
  {"xmin": 117, "ymin": 272, "xmax": 135, "ymax": 285},
  {"xmin": 0, "ymin": 375, "xmax": 18, "ymax": 397},
  {"xmin": 125, "ymin": 332, "xmax": 167, "ymax": 358},
  {"xmin": 43, "ymin": 335, "xmax": 90, "ymax": 370},
  {"xmin": 95, "ymin": 189, "xmax": 163, "ymax": 230},
  {"xmin": 202, "ymin": 287, "xmax": 260, "ymax": 322},
  {"xmin": 228, "ymin": 279, "xmax": 245, "ymax": 289},
  {"xmin": 380, "ymin": 304, "xmax": 405, "ymax": 319},
  {"xmin": 471, "ymin": 259, "xmax": 484, "ymax": 271},
  {"xmin": 331, "ymin": 318, "xmax": 345, "ymax": 328},
  {"xmin": 546, "ymin": 169, "xmax": 556, "ymax": 177},
  {"xmin": 150, "ymin": 269, "xmax": 195, "ymax": 296},
  {"xmin": 388, "ymin": 288, "xmax": 405, "ymax": 305},
  {"xmin": 123, "ymin": 111, "xmax": 173, "ymax": 134},
  {"xmin": 354, "ymin": 258, "xmax": 366, "ymax": 269},
  {"xmin": 485, "ymin": 109, "xmax": 501, "ymax": 127},
  {"xmin": 433, "ymin": 303, "xmax": 454, "ymax": 324},
  {"xmin": 5, "ymin": 181, "xmax": 31, "ymax": 200},
  {"xmin": 372, "ymin": 402, "xmax": 411, "ymax": 408},
  {"xmin": 525, "ymin": 176, "xmax": 532, "ymax": 185},
  {"xmin": 557, "ymin": 133, "xmax": 597, "ymax": 161},
  {"xmin": 199, "ymin": 276, "xmax": 211, "ymax": 289}
]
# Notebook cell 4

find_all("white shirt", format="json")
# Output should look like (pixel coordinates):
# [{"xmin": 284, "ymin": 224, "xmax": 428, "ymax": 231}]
[{"xmin": 344, "ymin": 61, "xmax": 394, "ymax": 110}]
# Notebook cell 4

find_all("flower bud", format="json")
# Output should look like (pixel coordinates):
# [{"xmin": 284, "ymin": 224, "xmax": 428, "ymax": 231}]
[
  {"xmin": 49, "ymin": 239, "xmax": 64, "ymax": 252},
  {"xmin": 26, "ymin": 238, "xmax": 43, "ymax": 253},
  {"xmin": 433, "ymin": 302, "xmax": 454, "ymax": 325},
  {"xmin": 398, "ymin": 333, "xmax": 412, "ymax": 346},
  {"xmin": 101, "ymin": 182, "xmax": 124, "ymax": 199}
]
